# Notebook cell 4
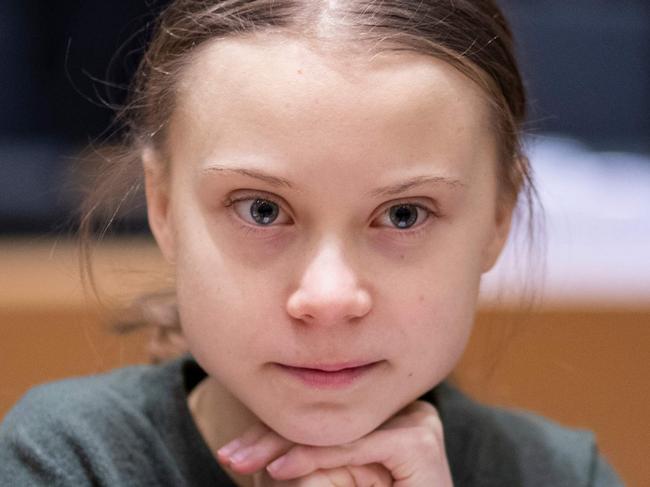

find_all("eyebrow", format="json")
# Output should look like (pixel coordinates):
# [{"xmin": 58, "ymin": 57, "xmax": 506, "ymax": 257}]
[
  {"xmin": 201, "ymin": 164, "xmax": 466, "ymax": 196},
  {"xmin": 202, "ymin": 165, "xmax": 295, "ymax": 190},
  {"xmin": 367, "ymin": 174, "xmax": 467, "ymax": 197}
]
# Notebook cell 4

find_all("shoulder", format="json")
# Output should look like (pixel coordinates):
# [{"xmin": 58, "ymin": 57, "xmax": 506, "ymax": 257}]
[
  {"xmin": 2, "ymin": 359, "xmax": 172, "ymax": 433},
  {"xmin": 0, "ymin": 357, "xmax": 189, "ymax": 485},
  {"xmin": 431, "ymin": 382, "xmax": 624, "ymax": 487}
]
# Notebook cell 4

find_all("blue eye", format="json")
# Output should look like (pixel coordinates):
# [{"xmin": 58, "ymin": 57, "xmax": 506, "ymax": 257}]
[
  {"xmin": 225, "ymin": 193, "xmax": 435, "ymax": 236},
  {"xmin": 249, "ymin": 198, "xmax": 280, "ymax": 225},
  {"xmin": 375, "ymin": 202, "xmax": 434, "ymax": 233},
  {"xmin": 225, "ymin": 194, "xmax": 290, "ymax": 228},
  {"xmin": 389, "ymin": 204, "xmax": 419, "ymax": 229}
]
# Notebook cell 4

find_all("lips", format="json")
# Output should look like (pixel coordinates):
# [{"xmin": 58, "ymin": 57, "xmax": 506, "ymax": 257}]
[
  {"xmin": 285, "ymin": 361, "xmax": 377, "ymax": 372},
  {"xmin": 274, "ymin": 361, "xmax": 382, "ymax": 388}
]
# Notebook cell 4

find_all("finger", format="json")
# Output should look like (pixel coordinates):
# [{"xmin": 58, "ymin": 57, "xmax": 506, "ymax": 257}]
[
  {"xmin": 266, "ymin": 426, "xmax": 446, "ymax": 483},
  {"xmin": 265, "ymin": 433, "xmax": 386, "ymax": 480},
  {"xmin": 347, "ymin": 464, "xmax": 393, "ymax": 486},
  {"xmin": 256, "ymin": 465, "xmax": 391, "ymax": 487},
  {"xmin": 259, "ymin": 467, "xmax": 354, "ymax": 487},
  {"xmin": 217, "ymin": 422, "xmax": 270, "ymax": 464},
  {"xmin": 225, "ymin": 428, "xmax": 295, "ymax": 475},
  {"xmin": 315, "ymin": 467, "xmax": 356, "ymax": 486}
]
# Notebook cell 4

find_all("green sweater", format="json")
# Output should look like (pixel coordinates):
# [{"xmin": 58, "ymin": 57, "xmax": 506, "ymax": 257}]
[{"xmin": 0, "ymin": 355, "xmax": 623, "ymax": 486}]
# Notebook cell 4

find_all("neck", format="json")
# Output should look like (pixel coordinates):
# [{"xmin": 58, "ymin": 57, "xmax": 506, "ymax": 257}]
[{"xmin": 188, "ymin": 376, "xmax": 259, "ymax": 487}]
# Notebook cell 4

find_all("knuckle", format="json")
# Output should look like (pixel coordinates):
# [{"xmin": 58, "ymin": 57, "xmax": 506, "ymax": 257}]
[
  {"xmin": 412, "ymin": 425, "xmax": 441, "ymax": 452},
  {"xmin": 423, "ymin": 413, "xmax": 444, "ymax": 433},
  {"xmin": 411, "ymin": 402, "xmax": 443, "ymax": 432},
  {"xmin": 413, "ymin": 401, "xmax": 440, "ymax": 418},
  {"xmin": 350, "ymin": 464, "xmax": 393, "ymax": 487},
  {"xmin": 295, "ymin": 468, "xmax": 350, "ymax": 487}
]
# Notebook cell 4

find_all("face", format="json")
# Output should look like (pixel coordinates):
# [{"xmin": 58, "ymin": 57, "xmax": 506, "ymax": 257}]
[{"xmin": 144, "ymin": 34, "xmax": 513, "ymax": 446}]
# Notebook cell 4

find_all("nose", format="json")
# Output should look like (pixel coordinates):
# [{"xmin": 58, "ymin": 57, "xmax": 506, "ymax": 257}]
[{"xmin": 286, "ymin": 241, "xmax": 372, "ymax": 325}]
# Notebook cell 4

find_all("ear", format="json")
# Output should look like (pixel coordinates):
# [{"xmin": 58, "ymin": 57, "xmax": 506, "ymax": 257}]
[
  {"xmin": 142, "ymin": 147, "xmax": 176, "ymax": 264},
  {"xmin": 481, "ymin": 198, "xmax": 515, "ymax": 274}
]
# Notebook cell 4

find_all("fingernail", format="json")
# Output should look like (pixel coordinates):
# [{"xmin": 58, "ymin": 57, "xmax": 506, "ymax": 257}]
[
  {"xmin": 230, "ymin": 446, "xmax": 253, "ymax": 464},
  {"xmin": 267, "ymin": 455, "xmax": 286, "ymax": 473},
  {"xmin": 217, "ymin": 439, "xmax": 242, "ymax": 458}
]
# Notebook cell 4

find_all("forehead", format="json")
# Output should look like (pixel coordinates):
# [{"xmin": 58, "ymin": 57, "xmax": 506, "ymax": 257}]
[{"xmin": 169, "ymin": 34, "xmax": 495, "ymax": 178}]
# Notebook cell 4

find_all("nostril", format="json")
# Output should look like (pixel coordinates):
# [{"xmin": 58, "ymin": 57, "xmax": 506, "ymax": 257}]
[{"xmin": 285, "ymin": 284, "xmax": 372, "ymax": 324}]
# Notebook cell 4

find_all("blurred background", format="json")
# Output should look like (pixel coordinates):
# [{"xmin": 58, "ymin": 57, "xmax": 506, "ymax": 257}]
[
  {"xmin": 1, "ymin": 0, "xmax": 649, "ymax": 234},
  {"xmin": 0, "ymin": 1, "xmax": 648, "ymax": 485}
]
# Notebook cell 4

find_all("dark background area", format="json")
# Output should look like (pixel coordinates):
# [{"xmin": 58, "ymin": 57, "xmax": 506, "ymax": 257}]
[{"xmin": 1, "ymin": 0, "xmax": 649, "ymax": 234}]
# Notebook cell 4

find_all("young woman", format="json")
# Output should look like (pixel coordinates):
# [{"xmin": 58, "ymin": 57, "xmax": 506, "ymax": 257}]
[{"xmin": 0, "ymin": 1, "xmax": 623, "ymax": 485}]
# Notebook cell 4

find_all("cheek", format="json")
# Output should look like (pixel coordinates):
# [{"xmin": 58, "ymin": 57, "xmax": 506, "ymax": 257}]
[
  {"xmin": 398, "ymin": 288, "xmax": 476, "ymax": 352},
  {"xmin": 390, "ymin": 299, "xmax": 474, "ymax": 395},
  {"xmin": 384, "ymin": 255, "xmax": 481, "ymax": 378},
  {"xmin": 170, "ymin": 199, "xmax": 294, "ymax": 365},
  {"xmin": 173, "ymin": 233, "xmax": 283, "ymax": 360}
]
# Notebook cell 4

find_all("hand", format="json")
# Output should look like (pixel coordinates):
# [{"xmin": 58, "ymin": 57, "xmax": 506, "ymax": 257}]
[
  {"xmin": 254, "ymin": 466, "xmax": 392, "ymax": 487},
  {"xmin": 217, "ymin": 422, "xmax": 391, "ymax": 486},
  {"xmin": 217, "ymin": 400, "xmax": 453, "ymax": 486}
]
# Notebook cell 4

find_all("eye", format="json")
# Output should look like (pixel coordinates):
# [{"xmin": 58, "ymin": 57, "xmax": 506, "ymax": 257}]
[
  {"xmin": 375, "ymin": 203, "xmax": 434, "ymax": 231},
  {"xmin": 246, "ymin": 198, "xmax": 279, "ymax": 225},
  {"xmin": 225, "ymin": 194, "xmax": 291, "ymax": 226},
  {"xmin": 224, "ymin": 193, "xmax": 436, "ymax": 236}
]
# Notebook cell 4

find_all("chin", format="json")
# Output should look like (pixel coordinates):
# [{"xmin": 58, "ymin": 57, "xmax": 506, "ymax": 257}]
[{"xmin": 266, "ymin": 411, "xmax": 383, "ymax": 447}]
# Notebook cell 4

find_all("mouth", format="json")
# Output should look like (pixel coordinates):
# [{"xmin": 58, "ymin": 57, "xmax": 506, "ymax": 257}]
[{"xmin": 274, "ymin": 361, "xmax": 383, "ymax": 389}]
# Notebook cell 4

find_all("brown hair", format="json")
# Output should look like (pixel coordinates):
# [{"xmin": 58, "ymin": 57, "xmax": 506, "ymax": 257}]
[{"xmin": 79, "ymin": 0, "xmax": 545, "ymax": 364}]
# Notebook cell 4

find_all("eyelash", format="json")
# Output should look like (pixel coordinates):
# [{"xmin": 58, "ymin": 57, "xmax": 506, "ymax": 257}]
[{"xmin": 223, "ymin": 192, "xmax": 439, "ymax": 239}]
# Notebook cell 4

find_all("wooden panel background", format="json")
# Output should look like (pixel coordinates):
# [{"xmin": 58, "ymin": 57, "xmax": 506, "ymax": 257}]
[{"xmin": 1, "ymin": 238, "xmax": 647, "ymax": 486}]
